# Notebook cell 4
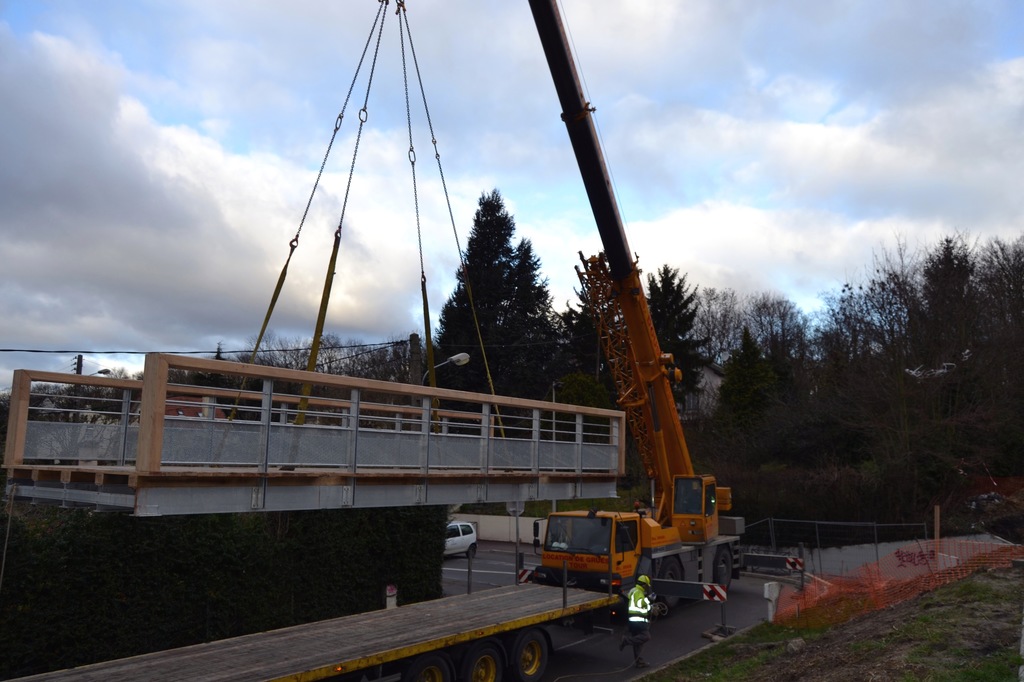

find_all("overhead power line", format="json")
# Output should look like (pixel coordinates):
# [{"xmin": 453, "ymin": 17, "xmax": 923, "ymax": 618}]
[{"xmin": 0, "ymin": 340, "xmax": 407, "ymax": 357}]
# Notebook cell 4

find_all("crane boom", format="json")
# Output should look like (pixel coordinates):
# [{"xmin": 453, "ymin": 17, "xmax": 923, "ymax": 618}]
[
  {"xmin": 526, "ymin": 1, "xmax": 633, "ymax": 280},
  {"xmin": 528, "ymin": 0, "xmax": 725, "ymax": 523},
  {"xmin": 527, "ymin": 0, "xmax": 740, "ymax": 604}
]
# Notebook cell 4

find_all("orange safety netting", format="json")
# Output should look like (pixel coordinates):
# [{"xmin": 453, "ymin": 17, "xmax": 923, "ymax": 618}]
[{"xmin": 772, "ymin": 538, "xmax": 1024, "ymax": 629}]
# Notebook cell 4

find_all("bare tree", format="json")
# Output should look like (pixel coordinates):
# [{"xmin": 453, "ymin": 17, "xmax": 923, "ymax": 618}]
[
  {"xmin": 976, "ymin": 235, "xmax": 1024, "ymax": 341},
  {"xmin": 741, "ymin": 292, "xmax": 811, "ymax": 398},
  {"xmin": 237, "ymin": 332, "xmax": 410, "ymax": 382},
  {"xmin": 695, "ymin": 287, "xmax": 743, "ymax": 365}
]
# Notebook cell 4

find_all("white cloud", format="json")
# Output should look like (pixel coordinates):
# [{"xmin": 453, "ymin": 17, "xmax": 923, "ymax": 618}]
[{"xmin": 1, "ymin": 0, "xmax": 1022, "ymax": 389}]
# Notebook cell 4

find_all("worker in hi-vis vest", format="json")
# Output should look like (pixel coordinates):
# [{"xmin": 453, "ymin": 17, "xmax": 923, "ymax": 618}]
[{"xmin": 620, "ymin": 574, "xmax": 653, "ymax": 668}]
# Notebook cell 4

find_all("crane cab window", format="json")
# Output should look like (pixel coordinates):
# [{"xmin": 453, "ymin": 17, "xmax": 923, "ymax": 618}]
[
  {"xmin": 615, "ymin": 520, "xmax": 638, "ymax": 553},
  {"xmin": 674, "ymin": 477, "xmax": 703, "ymax": 515},
  {"xmin": 704, "ymin": 484, "xmax": 717, "ymax": 517}
]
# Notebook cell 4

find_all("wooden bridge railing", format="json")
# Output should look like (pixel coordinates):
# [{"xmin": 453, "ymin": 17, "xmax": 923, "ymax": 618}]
[{"xmin": 4, "ymin": 354, "xmax": 625, "ymax": 515}]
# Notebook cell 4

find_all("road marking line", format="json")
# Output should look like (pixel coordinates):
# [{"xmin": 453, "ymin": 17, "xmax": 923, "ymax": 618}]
[{"xmin": 442, "ymin": 568, "xmax": 514, "ymax": 576}]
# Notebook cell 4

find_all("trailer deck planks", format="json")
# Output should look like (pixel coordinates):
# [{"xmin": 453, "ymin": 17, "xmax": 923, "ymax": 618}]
[{"xmin": 15, "ymin": 585, "xmax": 620, "ymax": 682}]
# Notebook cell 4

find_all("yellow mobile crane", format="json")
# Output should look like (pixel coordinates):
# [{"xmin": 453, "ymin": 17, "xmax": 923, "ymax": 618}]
[{"xmin": 527, "ymin": 0, "xmax": 744, "ymax": 607}]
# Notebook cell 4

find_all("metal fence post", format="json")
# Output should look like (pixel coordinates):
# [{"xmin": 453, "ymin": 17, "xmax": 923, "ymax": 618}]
[
  {"xmin": 799, "ymin": 543, "xmax": 806, "ymax": 589},
  {"xmin": 563, "ymin": 560, "xmax": 569, "ymax": 608},
  {"xmin": 815, "ymin": 522, "xmax": 822, "ymax": 575}
]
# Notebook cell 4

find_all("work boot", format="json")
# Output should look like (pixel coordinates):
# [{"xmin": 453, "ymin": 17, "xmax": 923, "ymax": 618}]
[{"xmin": 635, "ymin": 658, "xmax": 649, "ymax": 668}]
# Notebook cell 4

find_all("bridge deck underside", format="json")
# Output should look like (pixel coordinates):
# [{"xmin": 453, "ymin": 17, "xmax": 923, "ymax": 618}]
[{"xmin": 6, "ymin": 464, "xmax": 619, "ymax": 516}]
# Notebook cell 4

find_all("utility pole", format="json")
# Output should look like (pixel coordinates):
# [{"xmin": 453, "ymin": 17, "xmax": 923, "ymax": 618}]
[{"xmin": 74, "ymin": 354, "xmax": 83, "ymax": 374}]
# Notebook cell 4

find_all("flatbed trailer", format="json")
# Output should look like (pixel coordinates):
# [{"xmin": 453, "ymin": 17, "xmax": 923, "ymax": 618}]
[{"xmin": 15, "ymin": 584, "xmax": 621, "ymax": 682}]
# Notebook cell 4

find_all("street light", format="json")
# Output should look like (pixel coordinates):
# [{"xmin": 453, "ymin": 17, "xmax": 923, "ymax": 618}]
[
  {"xmin": 423, "ymin": 352, "xmax": 470, "ymax": 384},
  {"xmin": 90, "ymin": 369, "xmax": 112, "ymax": 376}
]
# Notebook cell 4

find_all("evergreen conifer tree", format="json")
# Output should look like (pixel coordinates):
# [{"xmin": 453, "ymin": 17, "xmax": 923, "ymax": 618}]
[
  {"xmin": 435, "ymin": 190, "xmax": 561, "ymax": 399},
  {"xmin": 717, "ymin": 327, "xmax": 777, "ymax": 428},
  {"xmin": 646, "ymin": 264, "xmax": 704, "ymax": 395}
]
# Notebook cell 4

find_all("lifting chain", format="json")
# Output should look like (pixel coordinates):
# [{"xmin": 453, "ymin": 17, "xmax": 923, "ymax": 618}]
[
  {"xmin": 394, "ymin": 2, "xmax": 497, "ymax": 399},
  {"xmin": 294, "ymin": 0, "xmax": 391, "ymax": 422},
  {"xmin": 248, "ymin": 0, "xmax": 388, "ymax": 375},
  {"xmin": 246, "ymin": 0, "xmax": 499, "ymax": 428}
]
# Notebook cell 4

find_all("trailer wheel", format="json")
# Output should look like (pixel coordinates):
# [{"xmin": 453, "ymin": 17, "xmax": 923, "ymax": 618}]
[
  {"xmin": 507, "ymin": 628, "xmax": 548, "ymax": 682},
  {"xmin": 460, "ymin": 640, "xmax": 504, "ymax": 682},
  {"xmin": 712, "ymin": 545, "xmax": 733, "ymax": 590},
  {"xmin": 402, "ymin": 652, "xmax": 452, "ymax": 682}
]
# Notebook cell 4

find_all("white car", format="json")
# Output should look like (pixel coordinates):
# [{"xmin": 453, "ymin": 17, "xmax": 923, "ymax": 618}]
[{"xmin": 444, "ymin": 521, "xmax": 478, "ymax": 558}]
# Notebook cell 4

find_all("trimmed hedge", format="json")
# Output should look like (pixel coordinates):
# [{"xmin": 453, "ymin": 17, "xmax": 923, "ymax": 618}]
[{"xmin": 0, "ymin": 506, "xmax": 447, "ymax": 679}]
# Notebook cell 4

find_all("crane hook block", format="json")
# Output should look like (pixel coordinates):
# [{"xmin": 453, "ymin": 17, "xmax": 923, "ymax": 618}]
[{"xmin": 658, "ymin": 354, "xmax": 682, "ymax": 382}]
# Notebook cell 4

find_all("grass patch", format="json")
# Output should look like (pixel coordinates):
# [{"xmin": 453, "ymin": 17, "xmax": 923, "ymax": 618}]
[
  {"xmin": 640, "ymin": 567, "xmax": 1024, "ymax": 682},
  {"xmin": 639, "ymin": 623, "xmax": 829, "ymax": 682}
]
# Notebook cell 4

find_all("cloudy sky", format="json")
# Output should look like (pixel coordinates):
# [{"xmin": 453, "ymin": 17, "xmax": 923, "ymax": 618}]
[{"xmin": 2, "ymin": 0, "xmax": 1022, "ymax": 387}]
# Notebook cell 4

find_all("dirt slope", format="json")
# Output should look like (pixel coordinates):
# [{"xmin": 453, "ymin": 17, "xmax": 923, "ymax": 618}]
[{"xmin": 662, "ymin": 565, "xmax": 1023, "ymax": 681}]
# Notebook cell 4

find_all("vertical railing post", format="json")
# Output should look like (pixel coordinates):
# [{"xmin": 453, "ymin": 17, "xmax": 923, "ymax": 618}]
[
  {"xmin": 422, "ymin": 398, "xmax": 431, "ymax": 475},
  {"xmin": 258, "ymin": 378, "xmax": 273, "ymax": 472},
  {"xmin": 118, "ymin": 388, "xmax": 132, "ymax": 466},
  {"xmin": 249, "ymin": 377, "xmax": 274, "ymax": 511},
  {"xmin": 531, "ymin": 408, "xmax": 541, "ymax": 473},
  {"xmin": 575, "ymin": 413, "xmax": 584, "ymax": 474},
  {"xmin": 420, "ymin": 396, "xmax": 431, "ymax": 473},
  {"xmin": 612, "ymin": 417, "xmax": 622, "ymax": 473},
  {"xmin": 3, "ymin": 370, "xmax": 32, "ymax": 467},
  {"xmin": 480, "ymin": 404, "xmax": 491, "ymax": 473},
  {"xmin": 349, "ymin": 389, "xmax": 361, "ymax": 473},
  {"xmin": 136, "ymin": 354, "xmax": 169, "ymax": 475}
]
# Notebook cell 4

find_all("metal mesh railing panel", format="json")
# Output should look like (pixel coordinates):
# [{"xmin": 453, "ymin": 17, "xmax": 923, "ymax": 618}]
[
  {"xmin": 268, "ymin": 424, "xmax": 353, "ymax": 467},
  {"xmin": 161, "ymin": 420, "xmax": 262, "ymax": 466},
  {"xmin": 23, "ymin": 422, "xmax": 125, "ymax": 463}
]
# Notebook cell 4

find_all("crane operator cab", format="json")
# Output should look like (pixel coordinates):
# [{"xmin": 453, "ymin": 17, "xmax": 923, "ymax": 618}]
[{"xmin": 673, "ymin": 474, "xmax": 727, "ymax": 542}]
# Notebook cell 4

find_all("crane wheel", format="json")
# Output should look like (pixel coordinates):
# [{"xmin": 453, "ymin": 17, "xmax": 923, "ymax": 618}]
[
  {"xmin": 656, "ymin": 556, "xmax": 684, "ymax": 612},
  {"xmin": 713, "ymin": 545, "xmax": 733, "ymax": 589}
]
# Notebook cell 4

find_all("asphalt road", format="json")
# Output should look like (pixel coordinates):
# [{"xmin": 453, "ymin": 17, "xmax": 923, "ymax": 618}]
[{"xmin": 442, "ymin": 541, "xmax": 772, "ymax": 682}]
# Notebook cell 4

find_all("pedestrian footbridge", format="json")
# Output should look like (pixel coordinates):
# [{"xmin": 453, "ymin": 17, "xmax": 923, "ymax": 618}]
[{"xmin": 4, "ymin": 354, "xmax": 624, "ymax": 516}]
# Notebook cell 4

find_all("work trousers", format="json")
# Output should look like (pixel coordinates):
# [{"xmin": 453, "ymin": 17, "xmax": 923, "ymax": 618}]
[{"xmin": 624, "ymin": 620, "xmax": 651, "ymax": 660}]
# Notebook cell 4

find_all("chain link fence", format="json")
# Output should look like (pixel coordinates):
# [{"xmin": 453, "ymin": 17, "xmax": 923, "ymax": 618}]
[{"xmin": 742, "ymin": 517, "xmax": 931, "ymax": 577}]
